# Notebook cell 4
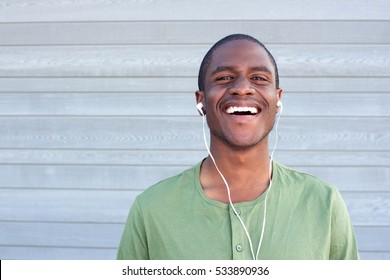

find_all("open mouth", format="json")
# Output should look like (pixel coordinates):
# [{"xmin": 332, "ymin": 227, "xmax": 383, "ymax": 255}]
[{"xmin": 225, "ymin": 106, "xmax": 259, "ymax": 116}]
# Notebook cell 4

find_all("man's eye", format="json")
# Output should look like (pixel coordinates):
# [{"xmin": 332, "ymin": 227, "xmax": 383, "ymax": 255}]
[
  {"xmin": 216, "ymin": 76, "xmax": 233, "ymax": 81},
  {"xmin": 252, "ymin": 76, "xmax": 266, "ymax": 81}
]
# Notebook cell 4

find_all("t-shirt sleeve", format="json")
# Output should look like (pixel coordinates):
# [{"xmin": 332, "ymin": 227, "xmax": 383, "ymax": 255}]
[
  {"xmin": 329, "ymin": 189, "xmax": 359, "ymax": 260},
  {"xmin": 117, "ymin": 198, "xmax": 149, "ymax": 260}
]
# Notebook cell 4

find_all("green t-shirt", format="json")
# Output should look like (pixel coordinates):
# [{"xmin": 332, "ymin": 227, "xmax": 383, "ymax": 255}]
[{"xmin": 117, "ymin": 161, "xmax": 359, "ymax": 260}]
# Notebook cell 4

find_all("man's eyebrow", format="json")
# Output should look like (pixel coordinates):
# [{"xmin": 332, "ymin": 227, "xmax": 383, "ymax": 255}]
[
  {"xmin": 210, "ymin": 66, "xmax": 236, "ymax": 76},
  {"xmin": 210, "ymin": 65, "xmax": 273, "ymax": 77},
  {"xmin": 250, "ymin": 66, "xmax": 273, "ymax": 74}
]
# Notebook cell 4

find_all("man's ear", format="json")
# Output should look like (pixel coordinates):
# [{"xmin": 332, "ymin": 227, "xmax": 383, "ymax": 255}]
[
  {"xmin": 276, "ymin": 88, "xmax": 283, "ymax": 101},
  {"xmin": 276, "ymin": 88, "xmax": 283, "ymax": 113},
  {"xmin": 195, "ymin": 90, "xmax": 204, "ymax": 105}
]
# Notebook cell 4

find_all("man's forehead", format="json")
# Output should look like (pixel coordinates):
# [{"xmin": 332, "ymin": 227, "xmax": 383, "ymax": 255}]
[
  {"xmin": 208, "ymin": 40, "xmax": 274, "ymax": 73},
  {"xmin": 215, "ymin": 39, "xmax": 263, "ymax": 51}
]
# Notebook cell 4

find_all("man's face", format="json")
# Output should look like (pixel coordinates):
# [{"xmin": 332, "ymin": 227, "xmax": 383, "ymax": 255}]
[{"xmin": 196, "ymin": 40, "xmax": 282, "ymax": 150}]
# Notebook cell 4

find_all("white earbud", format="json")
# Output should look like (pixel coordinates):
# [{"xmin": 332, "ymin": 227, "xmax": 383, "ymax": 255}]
[
  {"xmin": 277, "ymin": 100, "xmax": 283, "ymax": 113},
  {"xmin": 196, "ymin": 103, "xmax": 204, "ymax": 115}
]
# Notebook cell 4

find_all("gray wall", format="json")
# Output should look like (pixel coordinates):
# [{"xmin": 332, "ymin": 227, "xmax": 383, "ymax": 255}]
[{"xmin": 0, "ymin": 0, "xmax": 389, "ymax": 259}]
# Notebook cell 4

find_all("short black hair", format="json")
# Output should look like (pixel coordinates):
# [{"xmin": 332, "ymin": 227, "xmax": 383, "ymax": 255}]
[{"xmin": 197, "ymin": 34, "xmax": 280, "ymax": 91}]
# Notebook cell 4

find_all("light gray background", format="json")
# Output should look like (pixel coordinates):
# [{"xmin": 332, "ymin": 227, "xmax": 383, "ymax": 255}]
[{"xmin": 0, "ymin": 0, "xmax": 389, "ymax": 259}]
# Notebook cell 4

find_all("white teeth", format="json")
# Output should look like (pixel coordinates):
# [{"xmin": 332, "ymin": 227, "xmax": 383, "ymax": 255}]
[{"xmin": 226, "ymin": 106, "xmax": 258, "ymax": 114}]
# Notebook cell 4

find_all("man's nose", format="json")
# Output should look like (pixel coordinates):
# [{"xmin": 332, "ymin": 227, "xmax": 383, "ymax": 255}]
[{"xmin": 228, "ymin": 76, "xmax": 255, "ymax": 95}]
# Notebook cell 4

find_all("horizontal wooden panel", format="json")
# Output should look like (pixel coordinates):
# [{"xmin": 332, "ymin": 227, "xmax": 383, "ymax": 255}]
[
  {"xmin": 1, "ymin": 21, "xmax": 389, "ymax": 45},
  {"xmin": 0, "ymin": 150, "xmax": 389, "ymax": 167},
  {"xmin": 0, "ymin": 45, "xmax": 204, "ymax": 77},
  {"xmin": 0, "ymin": 92, "xmax": 198, "ymax": 116},
  {"xmin": 0, "ymin": 117, "xmax": 388, "ymax": 150},
  {"xmin": 354, "ymin": 227, "xmax": 390, "ymax": 251},
  {"xmin": 0, "ymin": 149, "xmax": 206, "ymax": 166},
  {"xmin": 344, "ymin": 192, "xmax": 390, "ymax": 226},
  {"xmin": 0, "ymin": 222, "xmax": 388, "ymax": 252},
  {"xmin": 281, "ymin": 93, "xmax": 389, "ymax": 117},
  {"xmin": 0, "ymin": 0, "xmax": 389, "ymax": 22},
  {"xmin": 299, "ymin": 167, "xmax": 390, "ymax": 193},
  {"xmin": 0, "ymin": 165, "xmax": 186, "ymax": 191},
  {"xmin": 0, "ymin": 189, "xmax": 137, "ymax": 223},
  {"xmin": 0, "ymin": 92, "xmax": 387, "ymax": 117},
  {"xmin": 1, "ymin": 77, "xmax": 389, "ymax": 93},
  {"xmin": 0, "ymin": 222, "xmax": 123, "ymax": 248},
  {"xmin": 0, "ymin": 45, "xmax": 389, "ymax": 77},
  {"xmin": 0, "ymin": 246, "xmax": 116, "ymax": 260},
  {"xmin": 0, "ymin": 165, "xmax": 388, "ymax": 192},
  {"xmin": 0, "ymin": 190, "xmax": 389, "ymax": 225}
]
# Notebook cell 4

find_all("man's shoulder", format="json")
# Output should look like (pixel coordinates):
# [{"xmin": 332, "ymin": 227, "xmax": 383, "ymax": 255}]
[
  {"xmin": 274, "ymin": 161, "xmax": 339, "ymax": 195},
  {"xmin": 136, "ymin": 162, "xmax": 201, "ymax": 205}
]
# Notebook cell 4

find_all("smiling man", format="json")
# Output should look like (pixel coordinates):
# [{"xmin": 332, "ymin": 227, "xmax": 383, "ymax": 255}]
[{"xmin": 117, "ymin": 34, "xmax": 359, "ymax": 260}]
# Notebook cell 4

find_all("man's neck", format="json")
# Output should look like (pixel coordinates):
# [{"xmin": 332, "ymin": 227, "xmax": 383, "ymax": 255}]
[{"xmin": 200, "ymin": 139, "xmax": 272, "ymax": 203}]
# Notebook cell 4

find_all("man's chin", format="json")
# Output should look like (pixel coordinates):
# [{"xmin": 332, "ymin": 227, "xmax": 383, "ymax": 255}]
[
  {"xmin": 216, "ymin": 134, "xmax": 269, "ymax": 151},
  {"xmin": 210, "ymin": 126, "xmax": 272, "ymax": 148}
]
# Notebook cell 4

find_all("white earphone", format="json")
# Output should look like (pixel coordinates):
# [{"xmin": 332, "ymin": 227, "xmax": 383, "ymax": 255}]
[
  {"xmin": 277, "ymin": 100, "xmax": 282, "ymax": 113},
  {"xmin": 196, "ymin": 103, "xmax": 204, "ymax": 115}
]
